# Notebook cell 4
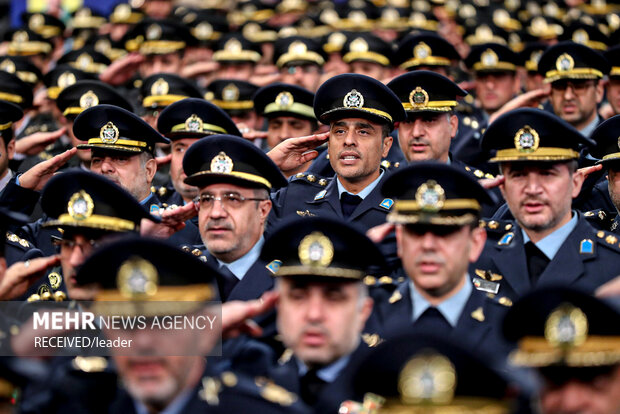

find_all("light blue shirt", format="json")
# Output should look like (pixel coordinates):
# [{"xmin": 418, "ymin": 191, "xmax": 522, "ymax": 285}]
[
  {"xmin": 336, "ymin": 170, "xmax": 384, "ymax": 200},
  {"xmin": 133, "ymin": 388, "xmax": 193, "ymax": 414},
  {"xmin": 522, "ymin": 213, "xmax": 578, "ymax": 260},
  {"xmin": 216, "ymin": 236, "xmax": 265, "ymax": 281},
  {"xmin": 580, "ymin": 115, "xmax": 600, "ymax": 139},
  {"xmin": 297, "ymin": 354, "xmax": 351, "ymax": 383},
  {"xmin": 409, "ymin": 277, "xmax": 472, "ymax": 327}
]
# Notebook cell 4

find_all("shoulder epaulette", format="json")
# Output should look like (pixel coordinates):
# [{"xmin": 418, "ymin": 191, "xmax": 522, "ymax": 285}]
[
  {"xmin": 26, "ymin": 291, "xmax": 66, "ymax": 302},
  {"xmin": 290, "ymin": 172, "xmax": 329, "ymax": 187},
  {"xmin": 180, "ymin": 245, "xmax": 207, "ymax": 262},
  {"xmin": 464, "ymin": 165, "xmax": 494, "ymax": 179},
  {"xmin": 380, "ymin": 160, "xmax": 401, "ymax": 170},
  {"xmin": 584, "ymin": 209, "xmax": 616, "ymax": 231},
  {"xmin": 594, "ymin": 230, "xmax": 620, "ymax": 252},
  {"xmin": 6, "ymin": 232, "xmax": 30, "ymax": 249},
  {"xmin": 479, "ymin": 219, "xmax": 514, "ymax": 233}
]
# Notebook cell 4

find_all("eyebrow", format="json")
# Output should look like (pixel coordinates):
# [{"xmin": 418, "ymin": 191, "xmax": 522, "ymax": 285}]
[{"xmin": 333, "ymin": 121, "xmax": 375, "ymax": 130}]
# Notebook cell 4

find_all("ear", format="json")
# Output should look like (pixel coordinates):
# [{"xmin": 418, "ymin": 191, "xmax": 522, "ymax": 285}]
[
  {"xmin": 144, "ymin": 157, "xmax": 157, "ymax": 184},
  {"xmin": 258, "ymin": 199, "xmax": 272, "ymax": 223},
  {"xmin": 469, "ymin": 226, "xmax": 487, "ymax": 263},
  {"xmin": 381, "ymin": 135, "xmax": 393, "ymax": 158},
  {"xmin": 595, "ymin": 81, "xmax": 605, "ymax": 104},
  {"xmin": 6, "ymin": 139, "xmax": 15, "ymax": 160},
  {"xmin": 571, "ymin": 167, "xmax": 586, "ymax": 198},
  {"xmin": 359, "ymin": 296, "xmax": 374, "ymax": 326},
  {"xmin": 449, "ymin": 114, "xmax": 458, "ymax": 139},
  {"xmin": 512, "ymin": 74, "xmax": 521, "ymax": 94}
]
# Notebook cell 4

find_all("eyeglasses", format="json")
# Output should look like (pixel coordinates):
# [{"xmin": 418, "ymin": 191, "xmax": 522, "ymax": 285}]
[
  {"xmin": 551, "ymin": 80, "xmax": 596, "ymax": 93},
  {"xmin": 195, "ymin": 193, "xmax": 268, "ymax": 209},
  {"xmin": 52, "ymin": 237, "xmax": 99, "ymax": 253}
]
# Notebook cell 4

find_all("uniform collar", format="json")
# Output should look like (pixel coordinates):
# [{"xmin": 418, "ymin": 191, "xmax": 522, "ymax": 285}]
[
  {"xmin": 216, "ymin": 236, "xmax": 264, "ymax": 281},
  {"xmin": 296, "ymin": 353, "xmax": 352, "ymax": 383},
  {"xmin": 579, "ymin": 115, "xmax": 601, "ymax": 138},
  {"xmin": 0, "ymin": 169, "xmax": 13, "ymax": 193},
  {"xmin": 409, "ymin": 277, "xmax": 472, "ymax": 327},
  {"xmin": 522, "ymin": 212, "xmax": 578, "ymax": 260},
  {"xmin": 336, "ymin": 169, "xmax": 384, "ymax": 200}
]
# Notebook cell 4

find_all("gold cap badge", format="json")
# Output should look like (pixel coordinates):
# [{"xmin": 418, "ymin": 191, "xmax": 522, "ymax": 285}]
[
  {"xmin": 210, "ymin": 151, "xmax": 234, "ymax": 173},
  {"xmin": 185, "ymin": 114, "xmax": 203, "ymax": 132},
  {"xmin": 514, "ymin": 125, "xmax": 540, "ymax": 153},
  {"xmin": 398, "ymin": 353, "xmax": 456, "ymax": 404},
  {"xmin": 0, "ymin": 59, "xmax": 15, "ymax": 74},
  {"xmin": 481, "ymin": 48, "xmax": 499, "ymax": 67},
  {"xmin": 544, "ymin": 304, "xmax": 588, "ymax": 348},
  {"xmin": 298, "ymin": 232, "xmax": 334, "ymax": 267},
  {"xmin": 67, "ymin": 190, "xmax": 94, "ymax": 220},
  {"xmin": 350, "ymin": 37, "xmax": 369, "ymax": 52},
  {"xmin": 414, "ymin": 42, "xmax": 431, "ymax": 59},
  {"xmin": 146, "ymin": 24, "xmax": 162, "ymax": 41},
  {"xmin": 151, "ymin": 78, "xmax": 169, "ymax": 96},
  {"xmin": 415, "ymin": 180, "xmax": 446, "ymax": 212},
  {"xmin": 409, "ymin": 86, "xmax": 430, "ymax": 108},
  {"xmin": 343, "ymin": 89, "xmax": 364, "ymax": 108},
  {"xmin": 556, "ymin": 53, "xmax": 574, "ymax": 72},
  {"xmin": 275, "ymin": 91, "xmax": 294, "ymax": 109},
  {"xmin": 79, "ymin": 90, "xmax": 99, "ymax": 109},
  {"xmin": 222, "ymin": 83, "xmax": 240, "ymax": 102},
  {"xmin": 99, "ymin": 121, "xmax": 119, "ymax": 144},
  {"xmin": 117, "ymin": 256, "xmax": 159, "ymax": 299},
  {"xmin": 58, "ymin": 71, "xmax": 77, "ymax": 88}
]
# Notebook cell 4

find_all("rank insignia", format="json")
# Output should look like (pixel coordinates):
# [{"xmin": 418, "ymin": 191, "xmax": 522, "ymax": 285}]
[
  {"xmin": 296, "ymin": 210, "xmax": 316, "ymax": 217},
  {"xmin": 210, "ymin": 151, "xmax": 234, "ymax": 173},
  {"xmin": 471, "ymin": 307, "xmax": 485, "ymax": 322},
  {"xmin": 314, "ymin": 189, "xmax": 326, "ymax": 200},
  {"xmin": 389, "ymin": 289, "xmax": 402, "ymax": 304},
  {"xmin": 48, "ymin": 272, "xmax": 62, "ymax": 290},
  {"xmin": 498, "ymin": 232, "xmax": 514, "ymax": 246},
  {"xmin": 379, "ymin": 198, "xmax": 393, "ymax": 210},
  {"xmin": 298, "ymin": 232, "xmax": 334, "ymax": 267},
  {"xmin": 362, "ymin": 333, "xmax": 384, "ymax": 347},
  {"xmin": 68, "ymin": 190, "xmax": 94, "ymax": 220},
  {"xmin": 99, "ymin": 121, "xmax": 119, "ymax": 144},
  {"xmin": 117, "ymin": 256, "xmax": 159, "ymax": 299},
  {"xmin": 266, "ymin": 260, "xmax": 282, "ymax": 274},
  {"xmin": 579, "ymin": 239, "xmax": 593, "ymax": 254}
]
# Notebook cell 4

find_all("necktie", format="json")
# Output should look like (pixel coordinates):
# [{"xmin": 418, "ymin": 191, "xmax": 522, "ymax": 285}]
[
  {"xmin": 413, "ymin": 307, "xmax": 452, "ymax": 332},
  {"xmin": 218, "ymin": 264, "xmax": 239, "ymax": 301},
  {"xmin": 524, "ymin": 242, "xmax": 550, "ymax": 284},
  {"xmin": 340, "ymin": 193, "xmax": 362, "ymax": 218},
  {"xmin": 300, "ymin": 369, "xmax": 326, "ymax": 405}
]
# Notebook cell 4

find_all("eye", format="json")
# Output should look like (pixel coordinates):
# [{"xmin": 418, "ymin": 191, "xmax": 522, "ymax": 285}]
[{"xmin": 223, "ymin": 193, "xmax": 243, "ymax": 205}]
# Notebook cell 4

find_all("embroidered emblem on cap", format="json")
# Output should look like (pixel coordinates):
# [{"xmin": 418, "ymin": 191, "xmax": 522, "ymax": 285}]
[
  {"xmin": 117, "ymin": 256, "xmax": 159, "ymax": 299},
  {"xmin": 58, "ymin": 72, "xmax": 77, "ymax": 88},
  {"xmin": 514, "ymin": 125, "xmax": 540, "ymax": 153},
  {"xmin": 67, "ymin": 190, "xmax": 94, "ymax": 220},
  {"xmin": 327, "ymin": 32, "xmax": 346, "ymax": 48},
  {"xmin": 556, "ymin": 53, "xmax": 574, "ymax": 72},
  {"xmin": 210, "ymin": 151, "xmax": 234, "ymax": 173},
  {"xmin": 76, "ymin": 53, "xmax": 93, "ymax": 71},
  {"xmin": 222, "ymin": 83, "xmax": 240, "ymax": 102},
  {"xmin": 224, "ymin": 38, "xmax": 242, "ymax": 52},
  {"xmin": 114, "ymin": 4, "xmax": 131, "ymax": 20},
  {"xmin": 415, "ymin": 180, "xmax": 446, "ymax": 212},
  {"xmin": 289, "ymin": 40, "xmax": 308, "ymax": 55},
  {"xmin": 343, "ymin": 89, "xmax": 364, "ymax": 108},
  {"xmin": 298, "ymin": 231, "xmax": 334, "ymax": 267},
  {"xmin": 146, "ymin": 24, "xmax": 162, "ymax": 40},
  {"xmin": 194, "ymin": 22, "xmax": 213, "ymax": 40},
  {"xmin": 151, "ymin": 78, "xmax": 169, "ymax": 96},
  {"xmin": 0, "ymin": 59, "xmax": 15, "ymax": 74},
  {"xmin": 414, "ymin": 42, "xmax": 431, "ymax": 59},
  {"xmin": 185, "ymin": 114, "xmax": 203, "ymax": 132},
  {"xmin": 350, "ymin": 37, "xmax": 369, "ymax": 52},
  {"xmin": 409, "ymin": 86, "xmax": 430, "ymax": 108},
  {"xmin": 79, "ymin": 90, "xmax": 99, "ymax": 109},
  {"xmin": 398, "ymin": 353, "xmax": 456, "ymax": 404},
  {"xmin": 99, "ymin": 121, "xmax": 119, "ymax": 144},
  {"xmin": 29, "ymin": 14, "xmax": 44, "ymax": 30},
  {"xmin": 481, "ymin": 48, "xmax": 499, "ymax": 67},
  {"xmin": 13, "ymin": 31, "xmax": 29, "ymax": 43},
  {"xmin": 572, "ymin": 29, "xmax": 589, "ymax": 45},
  {"xmin": 275, "ymin": 91, "xmax": 294, "ymax": 109},
  {"xmin": 544, "ymin": 304, "xmax": 588, "ymax": 348}
]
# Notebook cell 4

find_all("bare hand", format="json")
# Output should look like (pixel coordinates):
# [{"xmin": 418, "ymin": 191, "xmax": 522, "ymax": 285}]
[
  {"xmin": 222, "ymin": 291, "xmax": 279, "ymax": 339},
  {"xmin": 99, "ymin": 53, "xmax": 144, "ymax": 86},
  {"xmin": 140, "ymin": 202, "xmax": 198, "ymax": 238},
  {"xmin": 578, "ymin": 163, "xmax": 603, "ymax": 179},
  {"xmin": 595, "ymin": 275, "xmax": 620, "ymax": 298},
  {"xmin": 249, "ymin": 72, "xmax": 282, "ymax": 87},
  {"xmin": 267, "ymin": 132, "xmax": 329, "ymax": 174},
  {"xmin": 155, "ymin": 153, "xmax": 172, "ymax": 168},
  {"xmin": 366, "ymin": 222, "xmax": 395, "ymax": 243},
  {"xmin": 15, "ymin": 127, "xmax": 66, "ymax": 156},
  {"xmin": 488, "ymin": 88, "xmax": 550, "ymax": 125},
  {"xmin": 240, "ymin": 129, "xmax": 268, "ymax": 141},
  {"xmin": 19, "ymin": 147, "xmax": 78, "ymax": 191},
  {"xmin": 479, "ymin": 175, "xmax": 505, "ymax": 189},
  {"xmin": 0, "ymin": 255, "xmax": 60, "ymax": 300},
  {"xmin": 181, "ymin": 61, "xmax": 219, "ymax": 78}
]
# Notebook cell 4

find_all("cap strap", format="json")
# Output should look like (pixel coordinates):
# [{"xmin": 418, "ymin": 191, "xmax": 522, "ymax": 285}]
[
  {"xmin": 492, "ymin": 147, "xmax": 580, "ymax": 161},
  {"xmin": 264, "ymin": 101, "xmax": 315, "ymax": 118},
  {"xmin": 399, "ymin": 56, "xmax": 451, "ymax": 69},
  {"xmin": 143, "ymin": 94, "xmax": 189, "ymax": 108},
  {"xmin": 0, "ymin": 122, "xmax": 13, "ymax": 131},
  {"xmin": 610, "ymin": 66, "xmax": 620, "ymax": 76},
  {"xmin": 171, "ymin": 122, "xmax": 227, "ymax": 134},
  {"xmin": 403, "ymin": 100, "xmax": 457, "ymax": 111},
  {"xmin": 472, "ymin": 61, "xmax": 517, "ymax": 71},
  {"xmin": 210, "ymin": 99, "xmax": 254, "ymax": 110},
  {"xmin": 87, "ymin": 138, "xmax": 148, "ymax": 148},
  {"xmin": 544, "ymin": 68, "xmax": 604, "ymax": 82},
  {"xmin": 48, "ymin": 214, "xmax": 136, "ymax": 232},
  {"xmin": 342, "ymin": 51, "xmax": 390, "ymax": 66},
  {"xmin": 0, "ymin": 92, "xmax": 22, "ymax": 104},
  {"xmin": 394, "ymin": 199, "xmax": 481, "ymax": 211}
]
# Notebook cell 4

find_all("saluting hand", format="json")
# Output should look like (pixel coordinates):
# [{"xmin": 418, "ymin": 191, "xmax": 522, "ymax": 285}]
[
  {"xmin": 99, "ymin": 53, "xmax": 144, "ymax": 86},
  {"xmin": 15, "ymin": 127, "xmax": 66, "ymax": 156},
  {"xmin": 19, "ymin": 147, "xmax": 77, "ymax": 191},
  {"xmin": 222, "ymin": 291, "xmax": 279, "ymax": 339},
  {"xmin": 0, "ymin": 255, "xmax": 60, "ymax": 300},
  {"xmin": 267, "ymin": 131, "xmax": 329, "ymax": 174},
  {"xmin": 140, "ymin": 201, "xmax": 198, "ymax": 238}
]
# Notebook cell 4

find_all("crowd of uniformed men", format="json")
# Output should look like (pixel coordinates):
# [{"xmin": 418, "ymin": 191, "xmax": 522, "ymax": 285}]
[{"xmin": 0, "ymin": 0, "xmax": 616, "ymax": 412}]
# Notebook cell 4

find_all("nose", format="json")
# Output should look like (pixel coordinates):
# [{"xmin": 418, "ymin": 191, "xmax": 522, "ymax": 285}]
[
  {"xmin": 99, "ymin": 157, "xmax": 114, "ymax": 174},
  {"xmin": 207, "ymin": 197, "xmax": 228, "ymax": 218},
  {"xmin": 342, "ymin": 128, "xmax": 357, "ymax": 146},
  {"xmin": 523, "ymin": 172, "xmax": 543, "ymax": 194},
  {"xmin": 563, "ymin": 85, "xmax": 576, "ymax": 99},
  {"xmin": 420, "ymin": 231, "xmax": 438, "ymax": 251},
  {"xmin": 411, "ymin": 118, "xmax": 425, "ymax": 137},
  {"xmin": 305, "ymin": 291, "xmax": 325, "ymax": 322},
  {"xmin": 279, "ymin": 124, "xmax": 291, "ymax": 141},
  {"xmin": 68, "ymin": 244, "xmax": 87, "ymax": 268}
]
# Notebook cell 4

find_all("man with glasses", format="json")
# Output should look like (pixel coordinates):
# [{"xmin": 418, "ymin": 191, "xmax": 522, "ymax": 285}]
[
  {"xmin": 182, "ymin": 134, "xmax": 287, "ymax": 302},
  {"xmin": 538, "ymin": 42, "xmax": 609, "ymax": 138}
]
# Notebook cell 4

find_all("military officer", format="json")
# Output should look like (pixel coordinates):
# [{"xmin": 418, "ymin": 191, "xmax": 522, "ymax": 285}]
[
  {"xmin": 0, "ymin": 101, "xmax": 22, "ymax": 195},
  {"xmin": 182, "ymin": 134, "xmax": 287, "ymax": 302},
  {"xmin": 70, "ymin": 237, "xmax": 310, "ymax": 414},
  {"xmin": 207, "ymin": 79, "xmax": 262, "ymax": 133},
  {"xmin": 272, "ymin": 36, "xmax": 325, "ymax": 92},
  {"xmin": 232, "ymin": 216, "xmax": 385, "ymax": 412},
  {"xmin": 604, "ymin": 45, "xmax": 620, "ymax": 116},
  {"xmin": 341, "ymin": 33, "xmax": 393, "ymax": 81},
  {"xmin": 272, "ymin": 73, "xmax": 406, "ymax": 272},
  {"xmin": 538, "ymin": 41, "xmax": 609, "ymax": 138},
  {"xmin": 502, "ymin": 286, "xmax": 620, "ymax": 414},
  {"xmin": 474, "ymin": 108, "xmax": 620, "ymax": 300},
  {"xmin": 367, "ymin": 162, "xmax": 511, "ymax": 354}
]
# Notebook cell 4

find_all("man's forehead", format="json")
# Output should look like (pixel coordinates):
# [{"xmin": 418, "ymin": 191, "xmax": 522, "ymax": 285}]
[
  {"xmin": 280, "ymin": 277, "xmax": 359, "ymax": 289},
  {"xmin": 502, "ymin": 161, "xmax": 567, "ymax": 172},
  {"xmin": 331, "ymin": 118, "xmax": 379, "ymax": 128},
  {"xmin": 199, "ymin": 183, "xmax": 253, "ymax": 193}
]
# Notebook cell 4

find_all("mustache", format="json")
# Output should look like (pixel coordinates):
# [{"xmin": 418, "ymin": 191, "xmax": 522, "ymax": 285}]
[
  {"xmin": 520, "ymin": 197, "xmax": 548, "ymax": 206},
  {"xmin": 337, "ymin": 148, "xmax": 362, "ymax": 158},
  {"xmin": 300, "ymin": 323, "xmax": 330, "ymax": 337},
  {"xmin": 414, "ymin": 254, "xmax": 446, "ymax": 266},
  {"xmin": 206, "ymin": 219, "xmax": 233, "ymax": 231},
  {"xmin": 407, "ymin": 137, "xmax": 430, "ymax": 146}
]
